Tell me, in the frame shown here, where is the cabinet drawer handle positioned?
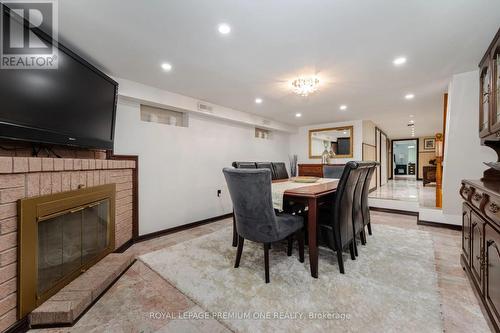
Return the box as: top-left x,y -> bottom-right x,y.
489,202 -> 499,213
473,193 -> 483,201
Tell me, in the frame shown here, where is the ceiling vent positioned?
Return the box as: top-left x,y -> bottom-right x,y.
197,102 -> 214,113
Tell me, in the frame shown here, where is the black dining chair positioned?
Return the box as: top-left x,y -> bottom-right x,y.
232,162 -> 257,169
323,165 -> 345,179
223,168 -> 305,283
362,163 -> 378,236
271,162 -> 289,180
256,162 -> 273,172
351,161 -> 375,256
230,162 -> 257,247
318,161 -> 361,273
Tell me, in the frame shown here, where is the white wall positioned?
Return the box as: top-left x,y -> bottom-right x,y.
114,98 -> 291,236
442,70 -> 496,222
289,120 -> 363,164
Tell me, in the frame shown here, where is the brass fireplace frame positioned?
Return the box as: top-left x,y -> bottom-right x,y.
18,184 -> 116,318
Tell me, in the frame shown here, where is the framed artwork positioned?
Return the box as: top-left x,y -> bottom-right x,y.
423,137 -> 435,150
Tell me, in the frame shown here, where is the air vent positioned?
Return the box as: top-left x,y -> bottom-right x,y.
197,102 -> 214,113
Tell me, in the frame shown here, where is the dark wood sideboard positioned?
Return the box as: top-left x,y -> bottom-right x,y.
461,28 -> 500,333
460,181 -> 500,332
298,164 -> 344,178
423,166 -> 436,186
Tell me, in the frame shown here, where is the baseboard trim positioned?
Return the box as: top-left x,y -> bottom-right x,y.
369,206 -> 419,216
4,316 -> 29,333
417,219 -> 462,231
370,207 -> 463,231
114,238 -> 134,253
134,213 -> 233,244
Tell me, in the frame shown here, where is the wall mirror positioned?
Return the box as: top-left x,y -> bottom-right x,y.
309,126 -> 353,159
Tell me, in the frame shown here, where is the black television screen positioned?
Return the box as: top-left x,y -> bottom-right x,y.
0,6 -> 117,150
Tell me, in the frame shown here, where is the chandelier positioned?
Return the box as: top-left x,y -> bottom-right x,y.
291,77 -> 320,96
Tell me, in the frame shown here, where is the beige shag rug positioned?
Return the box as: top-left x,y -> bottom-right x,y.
140,224 -> 443,333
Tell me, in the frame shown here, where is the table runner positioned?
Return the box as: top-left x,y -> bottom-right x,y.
271,178 -> 338,211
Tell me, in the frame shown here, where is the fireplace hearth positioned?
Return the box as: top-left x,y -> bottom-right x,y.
18,184 -> 116,318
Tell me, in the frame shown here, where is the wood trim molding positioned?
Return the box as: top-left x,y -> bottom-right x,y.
134,213 -> 233,243
370,207 -> 463,231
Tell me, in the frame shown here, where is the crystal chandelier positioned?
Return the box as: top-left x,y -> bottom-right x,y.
291,77 -> 320,96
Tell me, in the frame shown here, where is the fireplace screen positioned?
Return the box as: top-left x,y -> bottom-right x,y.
37,199 -> 110,296
19,184 -> 115,318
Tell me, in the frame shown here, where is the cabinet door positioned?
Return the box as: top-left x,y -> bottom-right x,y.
463,203 -> 472,265
491,42 -> 500,133
471,211 -> 486,291
480,62 -> 492,137
485,223 -> 500,325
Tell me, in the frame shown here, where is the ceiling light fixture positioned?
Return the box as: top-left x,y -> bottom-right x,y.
218,23 -> 231,35
405,93 -> 415,100
339,105 -> 347,111
393,57 -> 407,66
291,77 -> 320,96
255,98 -> 263,104
295,113 -> 302,118
161,63 -> 172,71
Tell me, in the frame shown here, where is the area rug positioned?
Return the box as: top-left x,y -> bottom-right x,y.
139,224 -> 443,333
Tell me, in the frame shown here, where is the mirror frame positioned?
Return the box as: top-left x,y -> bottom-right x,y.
308,125 -> 354,159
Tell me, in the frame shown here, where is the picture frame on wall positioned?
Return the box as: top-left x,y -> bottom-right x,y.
423,137 -> 436,150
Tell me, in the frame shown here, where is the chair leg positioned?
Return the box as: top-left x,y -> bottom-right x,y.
367,222 -> 372,235
349,241 -> 356,260
360,230 -> 367,245
264,243 -> 270,283
297,230 -> 305,263
232,214 -> 238,247
234,236 -> 244,268
337,249 -> 345,274
353,237 -> 358,257
287,235 -> 293,256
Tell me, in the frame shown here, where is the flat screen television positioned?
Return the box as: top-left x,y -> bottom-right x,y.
0,5 -> 118,150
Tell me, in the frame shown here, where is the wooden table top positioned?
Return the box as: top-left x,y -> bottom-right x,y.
273,178 -> 339,198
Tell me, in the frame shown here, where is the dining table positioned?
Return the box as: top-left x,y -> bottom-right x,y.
272,178 -> 339,278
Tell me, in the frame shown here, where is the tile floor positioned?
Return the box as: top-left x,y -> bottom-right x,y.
369,179 -> 437,208
30,213 -> 491,333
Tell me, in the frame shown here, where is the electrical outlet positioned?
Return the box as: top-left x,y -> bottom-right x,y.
217,189 -> 222,197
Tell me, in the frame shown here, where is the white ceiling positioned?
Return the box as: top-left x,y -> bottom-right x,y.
57,0 -> 500,138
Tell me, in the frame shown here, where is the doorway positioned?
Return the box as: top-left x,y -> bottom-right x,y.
392,139 -> 418,179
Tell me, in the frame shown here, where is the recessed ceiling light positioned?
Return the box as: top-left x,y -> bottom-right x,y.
393,57 -> 407,66
339,105 -> 347,111
255,98 -> 263,104
218,23 -> 231,35
405,93 -> 415,100
295,113 -> 302,118
161,63 -> 172,71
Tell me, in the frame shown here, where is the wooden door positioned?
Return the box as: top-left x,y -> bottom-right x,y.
490,41 -> 500,133
471,210 -> 486,291
462,203 -> 472,265
480,59 -> 492,137
485,222 -> 500,324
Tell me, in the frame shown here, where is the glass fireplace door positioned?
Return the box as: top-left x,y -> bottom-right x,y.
37,199 -> 110,297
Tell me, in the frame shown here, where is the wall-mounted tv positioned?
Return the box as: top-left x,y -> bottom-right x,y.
0,5 -> 118,150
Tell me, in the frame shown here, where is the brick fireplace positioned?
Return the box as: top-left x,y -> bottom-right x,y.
0,156 -> 136,331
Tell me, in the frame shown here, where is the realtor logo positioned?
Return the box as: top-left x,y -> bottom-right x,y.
0,0 -> 58,69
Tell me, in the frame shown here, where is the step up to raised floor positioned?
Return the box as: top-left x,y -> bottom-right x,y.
30,253 -> 135,327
